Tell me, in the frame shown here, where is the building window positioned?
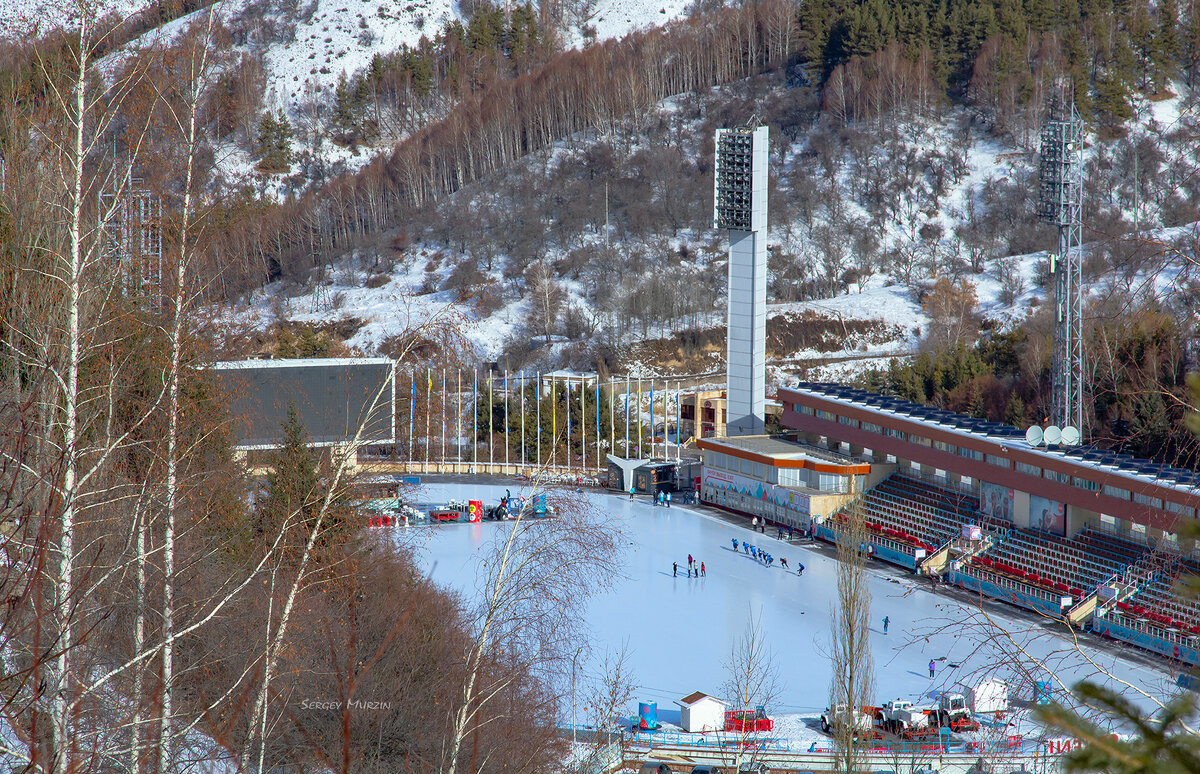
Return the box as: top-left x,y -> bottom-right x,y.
740,457 -> 752,475
933,440 -> 954,453
816,409 -> 836,421
838,415 -> 858,428
1072,476 -> 1100,492
1102,485 -> 1129,500
1016,462 -> 1040,477
1133,492 -> 1163,509
986,454 -> 1009,468
1131,522 -> 1147,536
1100,513 -> 1117,531
1043,468 -> 1069,484
753,462 -> 765,479
861,421 -> 881,434
911,434 -> 932,447
886,427 -> 906,439
958,446 -> 983,461
797,404 -> 814,415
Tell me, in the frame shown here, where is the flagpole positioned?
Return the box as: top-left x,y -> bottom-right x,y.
457,369 -> 462,469
408,371 -> 415,468
551,376 -> 556,470
441,368 -> 446,467
520,373 -> 526,472
650,380 -> 655,461
581,375 -> 586,473
488,373 -> 493,474
594,378 -> 600,473
637,377 -> 642,458
425,366 -> 431,469
473,371 -> 478,471
609,376 -> 614,457
504,369 -> 510,473
624,375 -> 630,457
566,377 -> 572,475
536,373 -> 542,469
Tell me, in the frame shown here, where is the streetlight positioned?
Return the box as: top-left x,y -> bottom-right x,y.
571,647 -> 583,746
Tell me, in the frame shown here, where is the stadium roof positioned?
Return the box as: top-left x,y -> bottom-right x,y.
787,382 -> 1199,495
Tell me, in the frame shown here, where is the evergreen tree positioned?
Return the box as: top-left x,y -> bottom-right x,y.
255,406 -> 354,560
254,109 -> 294,173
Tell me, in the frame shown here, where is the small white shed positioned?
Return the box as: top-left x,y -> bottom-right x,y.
676,691 -> 727,733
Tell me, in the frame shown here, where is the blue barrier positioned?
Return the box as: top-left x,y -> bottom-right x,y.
951,569 -> 1065,618
1093,615 -> 1200,666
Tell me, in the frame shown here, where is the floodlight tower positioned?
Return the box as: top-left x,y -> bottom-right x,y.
1037,94 -> 1085,436
101,166 -> 163,307
714,125 -> 768,437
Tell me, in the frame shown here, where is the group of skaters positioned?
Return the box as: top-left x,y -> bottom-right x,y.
730,537 -> 804,575
628,488 -> 673,507
673,554 -> 705,578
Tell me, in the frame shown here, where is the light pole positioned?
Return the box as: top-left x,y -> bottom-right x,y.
571,646 -> 583,746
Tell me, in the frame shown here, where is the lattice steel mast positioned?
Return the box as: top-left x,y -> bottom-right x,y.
101,165 -> 163,307
1037,93 -> 1084,436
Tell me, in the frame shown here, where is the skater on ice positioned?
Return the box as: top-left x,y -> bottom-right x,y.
928,659 -> 936,678
732,538 -> 739,551
666,492 -> 672,507
780,557 -> 788,569
883,616 -> 890,634
700,562 -> 706,577
742,541 -> 749,553
797,563 -> 805,576
673,562 -> 678,577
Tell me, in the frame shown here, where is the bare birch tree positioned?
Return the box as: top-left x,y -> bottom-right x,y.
443,481 -> 620,774
829,500 -> 876,774
722,607 -> 783,769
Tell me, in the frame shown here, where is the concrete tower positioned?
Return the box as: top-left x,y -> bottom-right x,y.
714,126 -> 768,437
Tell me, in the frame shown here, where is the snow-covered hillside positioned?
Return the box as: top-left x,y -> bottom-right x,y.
220,79 -> 1198,382
0,0 -> 150,37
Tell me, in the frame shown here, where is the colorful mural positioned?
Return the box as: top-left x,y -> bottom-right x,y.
701,468 -> 811,521
1030,494 -> 1067,536
980,481 -> 1014,523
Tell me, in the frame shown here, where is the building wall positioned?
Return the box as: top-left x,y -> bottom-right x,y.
780,390 -> 1200,533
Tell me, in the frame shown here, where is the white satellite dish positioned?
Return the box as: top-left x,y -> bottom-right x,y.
1061,426 -> 1081,446
1025,426 -> 1044,446
1044,425 -> 1062,446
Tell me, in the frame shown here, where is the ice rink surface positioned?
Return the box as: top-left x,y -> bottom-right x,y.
396,481 -> 1180,729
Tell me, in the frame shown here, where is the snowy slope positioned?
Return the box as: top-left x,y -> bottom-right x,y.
0,0 -> 150,37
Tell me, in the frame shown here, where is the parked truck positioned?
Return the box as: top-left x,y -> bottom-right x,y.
819,704 -> 878,739
875,700 -> 939,739
934,693 -> 980,732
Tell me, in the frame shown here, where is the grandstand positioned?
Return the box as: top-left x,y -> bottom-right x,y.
767,382 -> 1200,665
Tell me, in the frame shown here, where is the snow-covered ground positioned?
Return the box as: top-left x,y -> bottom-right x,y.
398,482 -> 1183,744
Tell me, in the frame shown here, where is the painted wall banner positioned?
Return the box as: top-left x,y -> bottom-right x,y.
1030,494 -> 1067,536
980,481 -> 1014,523
702,467 -> 810,516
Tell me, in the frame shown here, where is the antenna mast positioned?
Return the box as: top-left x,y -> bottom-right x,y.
1037,90 -> 1085,436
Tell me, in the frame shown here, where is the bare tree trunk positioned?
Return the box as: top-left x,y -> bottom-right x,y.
829,500 -> 875,774
158,12 -> 218,771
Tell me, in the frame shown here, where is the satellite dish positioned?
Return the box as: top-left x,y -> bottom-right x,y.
1061,426 -> 1081,446
1044,425 -> 1062,446
1025,426 -> 1044,446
